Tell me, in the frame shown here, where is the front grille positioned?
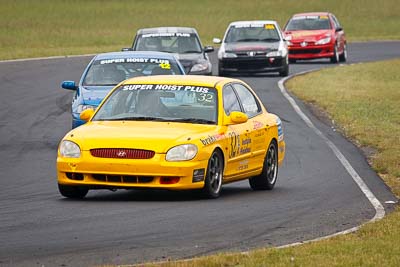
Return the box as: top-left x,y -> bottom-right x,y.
90,148 -> 155,159
235,51 -> 267,57
222,58 -> 284,69
92,174 -> 154,183
289,49 -> 322,55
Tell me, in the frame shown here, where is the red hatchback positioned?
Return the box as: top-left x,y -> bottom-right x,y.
283,12 -> 347,63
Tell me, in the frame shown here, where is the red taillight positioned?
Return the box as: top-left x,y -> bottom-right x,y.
160,177 -> 180,184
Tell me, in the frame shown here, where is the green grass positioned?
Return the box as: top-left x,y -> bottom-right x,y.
1,0 -> 400,60
286,60 -> 400,194
139,59 -> 400,266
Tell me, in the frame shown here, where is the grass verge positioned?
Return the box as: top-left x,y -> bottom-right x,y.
1,0 -> 400,60
141,59 -> 400,266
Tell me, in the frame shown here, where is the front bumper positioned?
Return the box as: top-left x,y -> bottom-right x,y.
219,56 -> 287,73
72,118 -> 86,129
72,112 -> 89,129
288,43 -> 334,60
57,151 -> 208,190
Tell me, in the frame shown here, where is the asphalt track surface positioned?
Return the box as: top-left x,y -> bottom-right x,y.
0,41 -> 399,266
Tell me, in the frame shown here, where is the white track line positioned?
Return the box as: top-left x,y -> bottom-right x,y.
0,54 -> 96,63
276,69 -> 385,248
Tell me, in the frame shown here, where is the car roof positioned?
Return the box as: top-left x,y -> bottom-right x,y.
122,75 -> 240,88
292,12 -> 331,17
93,51 -> 179,61
136,27 -> 198,35
229,20 -> 278,26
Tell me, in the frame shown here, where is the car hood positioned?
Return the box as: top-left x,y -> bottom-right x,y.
224,42 -> 280,52
68,121 -> 216,153
80,85 -> 115,106
284,30 -> 332,42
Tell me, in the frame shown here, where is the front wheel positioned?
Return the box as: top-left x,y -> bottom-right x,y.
249,140 -> 278,190
330,44 -> 339,63
339,43 -> 347,62
58,184 -> 88,199
201,150 -> 224,198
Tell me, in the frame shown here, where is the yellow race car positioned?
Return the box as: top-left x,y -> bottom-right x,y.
57,75 -> 285,199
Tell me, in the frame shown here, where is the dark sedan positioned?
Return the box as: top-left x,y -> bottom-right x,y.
125,27 -> 214,75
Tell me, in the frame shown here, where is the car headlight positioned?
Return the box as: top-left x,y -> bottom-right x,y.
267,50 -> 282,57
222,52 -> 237,58
315,36 -> 332,45
76,104 -> 96,113
59,140 -> 81,158
267,48 -> 287,57
218,49 -> 237,59
190,61 -> 209,72
166,144 -> 198,161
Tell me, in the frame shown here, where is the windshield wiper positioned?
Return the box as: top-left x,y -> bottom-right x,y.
235,38 -> 261,42
105,116 -> 167,121
260,38 -> 280,42
170,118 -> 216,124
181,50 -> 201,53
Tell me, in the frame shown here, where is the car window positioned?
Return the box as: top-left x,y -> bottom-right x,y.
134,33 -> 202,53
223,85 -> 242,115
331,15 -> 341,29
232,83 -> 261,118
285,15 -> 332,31
93,84 -> 217,124
225,23 -> 281,43
83,58 -> 183,86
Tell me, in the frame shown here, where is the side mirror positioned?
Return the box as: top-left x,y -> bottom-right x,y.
204,46 -> 214,53
335,27 -> 343,32
121,47 -> 133,51
61,81 -> 77,90
228,111 -> 248,124
79,109 -> 95,122
213,38 -> 221,44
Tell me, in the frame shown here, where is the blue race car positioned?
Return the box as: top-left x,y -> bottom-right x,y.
61,51 -> 185,128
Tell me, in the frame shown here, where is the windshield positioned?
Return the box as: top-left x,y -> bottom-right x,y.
83,58 -> 183,86
285,15 -> 332,31
225,23 -> 281,43
134,33 -> 202,53
93,84 -> 217,124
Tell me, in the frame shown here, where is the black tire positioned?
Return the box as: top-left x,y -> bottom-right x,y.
339,43 -> 347,62
289,58 -> 296,64
330,44 -> 339,63
249,140 -> 278,190
201,150 -> 224,199
58,184 -> 88,199
279,63 -> 289,77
